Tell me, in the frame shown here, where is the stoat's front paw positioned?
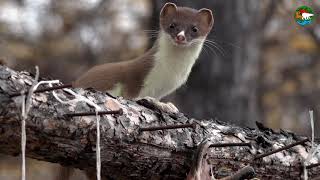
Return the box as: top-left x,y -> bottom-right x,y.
162,102 -> 179,113
138,96 -> 179,114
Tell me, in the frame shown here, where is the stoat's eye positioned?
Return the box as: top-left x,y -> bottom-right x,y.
169,23 -> 175,29
192,26 -> 198,33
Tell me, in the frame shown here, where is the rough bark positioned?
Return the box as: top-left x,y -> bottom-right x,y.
0,65 -> 319,179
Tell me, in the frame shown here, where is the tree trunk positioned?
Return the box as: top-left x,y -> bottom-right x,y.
0,65 -> 319,179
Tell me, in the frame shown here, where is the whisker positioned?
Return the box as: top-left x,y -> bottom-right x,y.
203,43 -> 218,57
190,39 -> 205,46
143,29 -> 159,32
197,42 -> 209,57
204,40 -> 226,57
205,40 -> 225,55
143,30 -> 160,35
142,30 -> 159,40
204,42 -> 224,57
201,45 -> 211,57
207,38 -> 241,49
145,35 -> 159,39
190,39 -> 217,57
144,33 -> 159,36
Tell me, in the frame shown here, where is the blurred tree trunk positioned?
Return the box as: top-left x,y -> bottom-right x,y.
152,0 -> 267,127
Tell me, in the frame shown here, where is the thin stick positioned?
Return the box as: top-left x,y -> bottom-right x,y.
21,94 -> 26,180
306,162 -> 320,170
140,123 -> 196,132
96,111 -> 101,180
64,109 -> 123,117
10,84 -> 72,98
209,142 -> 251,148
310,110 -> 314,149
21,66 -> 40,180
254,138 -> 308,160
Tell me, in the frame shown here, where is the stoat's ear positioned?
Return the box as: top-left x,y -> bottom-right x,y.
198,8 -> 214,28
160,3 -> 177,18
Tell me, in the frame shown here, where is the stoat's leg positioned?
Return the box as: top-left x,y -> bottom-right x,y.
139,96 -> 179,114
187,139 -> 255,180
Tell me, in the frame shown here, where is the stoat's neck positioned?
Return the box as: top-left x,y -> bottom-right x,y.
156,31 -> 204,73
137,31 -> 204,99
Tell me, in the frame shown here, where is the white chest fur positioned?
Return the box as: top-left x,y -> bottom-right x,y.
138,31 -> 204,99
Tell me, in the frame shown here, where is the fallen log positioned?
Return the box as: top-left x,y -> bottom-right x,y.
0,65 -> 319,179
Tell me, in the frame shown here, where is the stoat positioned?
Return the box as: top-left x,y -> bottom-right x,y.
73,3 -> 214,100
55,3 -> 214,180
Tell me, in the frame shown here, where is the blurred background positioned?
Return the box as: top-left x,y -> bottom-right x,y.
0,0 -> 319,179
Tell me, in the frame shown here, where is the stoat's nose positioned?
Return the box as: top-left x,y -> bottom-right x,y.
175,31 -> 186,43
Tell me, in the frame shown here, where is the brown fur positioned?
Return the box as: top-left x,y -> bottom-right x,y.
160,3 -> 214,42
73,3 -> 213,100
73,45 -> 156,99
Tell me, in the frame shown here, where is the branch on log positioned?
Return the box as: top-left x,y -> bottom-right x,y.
0,65 -> 319,179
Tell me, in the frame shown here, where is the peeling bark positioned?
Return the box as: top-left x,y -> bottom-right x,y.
0,65 -> 319,179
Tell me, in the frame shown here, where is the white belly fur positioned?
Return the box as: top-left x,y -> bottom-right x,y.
138,31 -> 204,99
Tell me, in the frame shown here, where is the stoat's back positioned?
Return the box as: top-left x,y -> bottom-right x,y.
73,46 -> 156,99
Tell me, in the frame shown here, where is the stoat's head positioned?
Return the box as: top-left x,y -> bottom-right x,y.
160,3 -> 214,47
